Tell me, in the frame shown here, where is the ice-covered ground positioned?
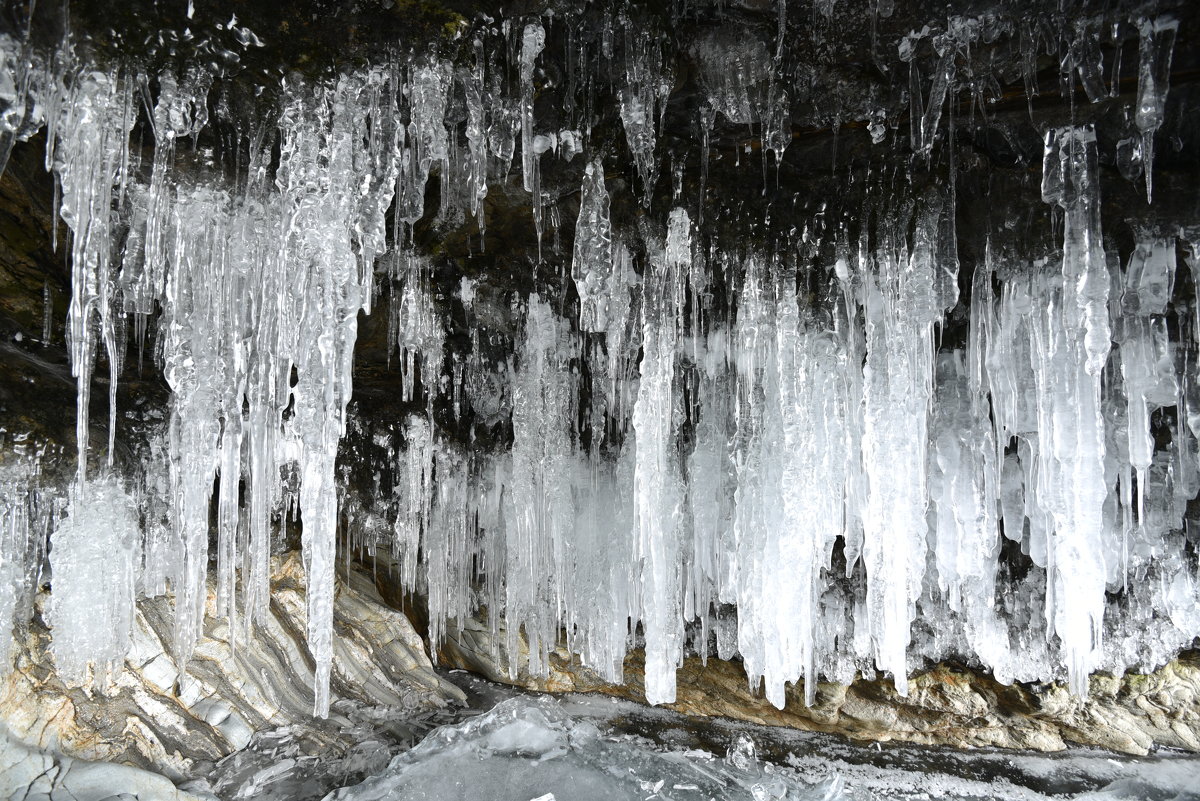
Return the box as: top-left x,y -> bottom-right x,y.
200,674 -> 1200,801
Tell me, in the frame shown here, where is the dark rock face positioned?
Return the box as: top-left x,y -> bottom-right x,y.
2,0 -> 1200,767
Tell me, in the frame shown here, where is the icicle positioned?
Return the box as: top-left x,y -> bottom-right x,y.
619,34 -> 672,206
697,102 -> 715,230
519,21 -> 546,250
41,280 -> 52,344
917,51 -> 955,160
54,70 -> 137,486
463,42 -> 489,236
572,158 -> 614,332
398,61 -> 451,224
394,415 -> 435,590
633,242 -> 682,705
1135,17 -> 1178,205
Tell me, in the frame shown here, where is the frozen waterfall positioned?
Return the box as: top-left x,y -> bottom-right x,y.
0,1 -> 1198,721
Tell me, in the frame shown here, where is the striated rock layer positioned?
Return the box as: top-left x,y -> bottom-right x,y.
443,616 -> 1200,756
0,553 -> 463,785
0,731 -> 210,801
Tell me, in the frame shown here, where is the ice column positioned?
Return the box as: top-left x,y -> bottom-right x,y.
1039,125 -> 1110,694
859,214 -> 938,696
505,297 -> 577,677
0,456 -> 52,672
633,213 -> 688,705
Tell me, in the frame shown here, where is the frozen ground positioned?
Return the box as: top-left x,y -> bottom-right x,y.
197,673 -> 1200,801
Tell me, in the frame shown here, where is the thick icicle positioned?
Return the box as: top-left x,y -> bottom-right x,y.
1038,125 -> 1111,694
633,257 -> 683,705
572,158 -> 614,332
859,207 -> 938,696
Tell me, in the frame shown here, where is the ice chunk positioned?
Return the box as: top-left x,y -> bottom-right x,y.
692,31 -> 769,126
329,696 -> 846,801
393,253 -> 446,403
48,477 -> 141,689
1122,237 -> 1175,316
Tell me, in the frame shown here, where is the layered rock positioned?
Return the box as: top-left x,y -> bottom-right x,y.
0,553 -> 463,789
443,616 -> 1200,756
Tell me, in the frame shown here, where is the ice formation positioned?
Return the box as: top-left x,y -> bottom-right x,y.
0,4 -> 1198,719
329,695 -> 847,801
0,449 -> 55,672
48,476 -> 142,688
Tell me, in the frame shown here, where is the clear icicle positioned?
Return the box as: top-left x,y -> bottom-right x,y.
1134,17 -> 1178,205
519,22 -> 546,248
572,158 -> 614,332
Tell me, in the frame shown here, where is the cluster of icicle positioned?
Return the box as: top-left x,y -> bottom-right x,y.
375,177 -> 1200,708
0,6 -> 1194,718
0,45 -> 421,714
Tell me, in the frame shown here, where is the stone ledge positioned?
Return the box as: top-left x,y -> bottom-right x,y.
441,616 -> 1200,756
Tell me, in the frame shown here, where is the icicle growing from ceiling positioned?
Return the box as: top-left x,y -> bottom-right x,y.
0,0 -> 1198,716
